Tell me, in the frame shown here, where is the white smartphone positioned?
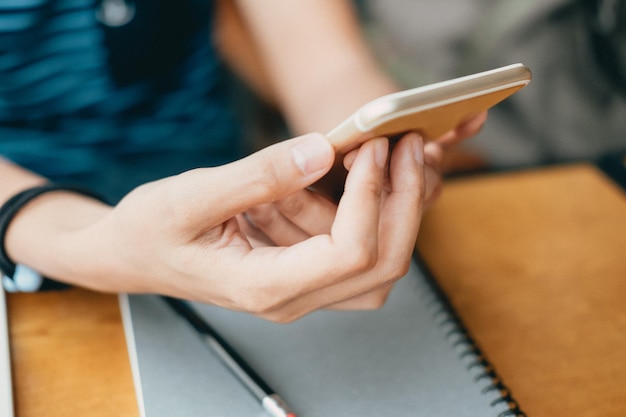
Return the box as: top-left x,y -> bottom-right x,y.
326,63 -> 531,152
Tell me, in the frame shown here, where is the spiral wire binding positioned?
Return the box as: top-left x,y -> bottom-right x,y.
414,254 -> 527,417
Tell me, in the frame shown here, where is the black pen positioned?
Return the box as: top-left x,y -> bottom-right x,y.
161,297 -> 297,417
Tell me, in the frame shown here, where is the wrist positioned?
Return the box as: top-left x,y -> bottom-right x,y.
3,187 -> 112,289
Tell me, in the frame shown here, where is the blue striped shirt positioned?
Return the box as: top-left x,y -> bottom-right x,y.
0,0 -> 242,202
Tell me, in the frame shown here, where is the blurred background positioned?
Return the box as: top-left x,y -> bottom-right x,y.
222,0 -> 626,173
359,0 -> 626,171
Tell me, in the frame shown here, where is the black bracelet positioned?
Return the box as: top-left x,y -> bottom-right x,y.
0,184 -> 107,291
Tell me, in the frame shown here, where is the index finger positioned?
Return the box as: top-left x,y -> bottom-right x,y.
236,138 -> 389,309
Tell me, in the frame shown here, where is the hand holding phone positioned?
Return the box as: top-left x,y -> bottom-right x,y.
326,63 -> 531,152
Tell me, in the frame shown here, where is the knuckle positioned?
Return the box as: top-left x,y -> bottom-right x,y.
232,286 -> 285,315
392,255 -> 412,278
246,204 -> 277,229
276,193 -> 306,219
360,177 -> 383,199
251,154 -> 284,198
344,174 -> 382,201
340,244 -> 378,273
381,255 -> 412,282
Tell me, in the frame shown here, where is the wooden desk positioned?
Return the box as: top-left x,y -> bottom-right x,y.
6,162 -> 626,416
7,289 -> 139,417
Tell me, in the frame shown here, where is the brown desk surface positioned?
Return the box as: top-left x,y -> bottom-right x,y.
7,289 -> 139,417
7,163 -> 626,416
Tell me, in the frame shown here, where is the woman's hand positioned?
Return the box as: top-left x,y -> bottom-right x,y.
56,132 -> 424,322
240,132 -> 425,312
239,111 -> 487,312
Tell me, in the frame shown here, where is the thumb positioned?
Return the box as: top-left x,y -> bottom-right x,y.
169,133 -> 335,226
227,132 -> 335,206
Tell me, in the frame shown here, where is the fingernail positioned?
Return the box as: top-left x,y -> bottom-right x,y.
409,133 -> 424,163
425,165 -> 439,199
374,138 -> 388,168
291,133 -> 333,176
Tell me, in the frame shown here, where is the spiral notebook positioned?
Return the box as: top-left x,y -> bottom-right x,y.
121,259 -> 521,417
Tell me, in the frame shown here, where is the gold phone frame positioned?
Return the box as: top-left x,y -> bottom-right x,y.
326,63 -> 532,151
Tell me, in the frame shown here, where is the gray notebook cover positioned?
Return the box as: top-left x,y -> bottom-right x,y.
120,261 -> 511,417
